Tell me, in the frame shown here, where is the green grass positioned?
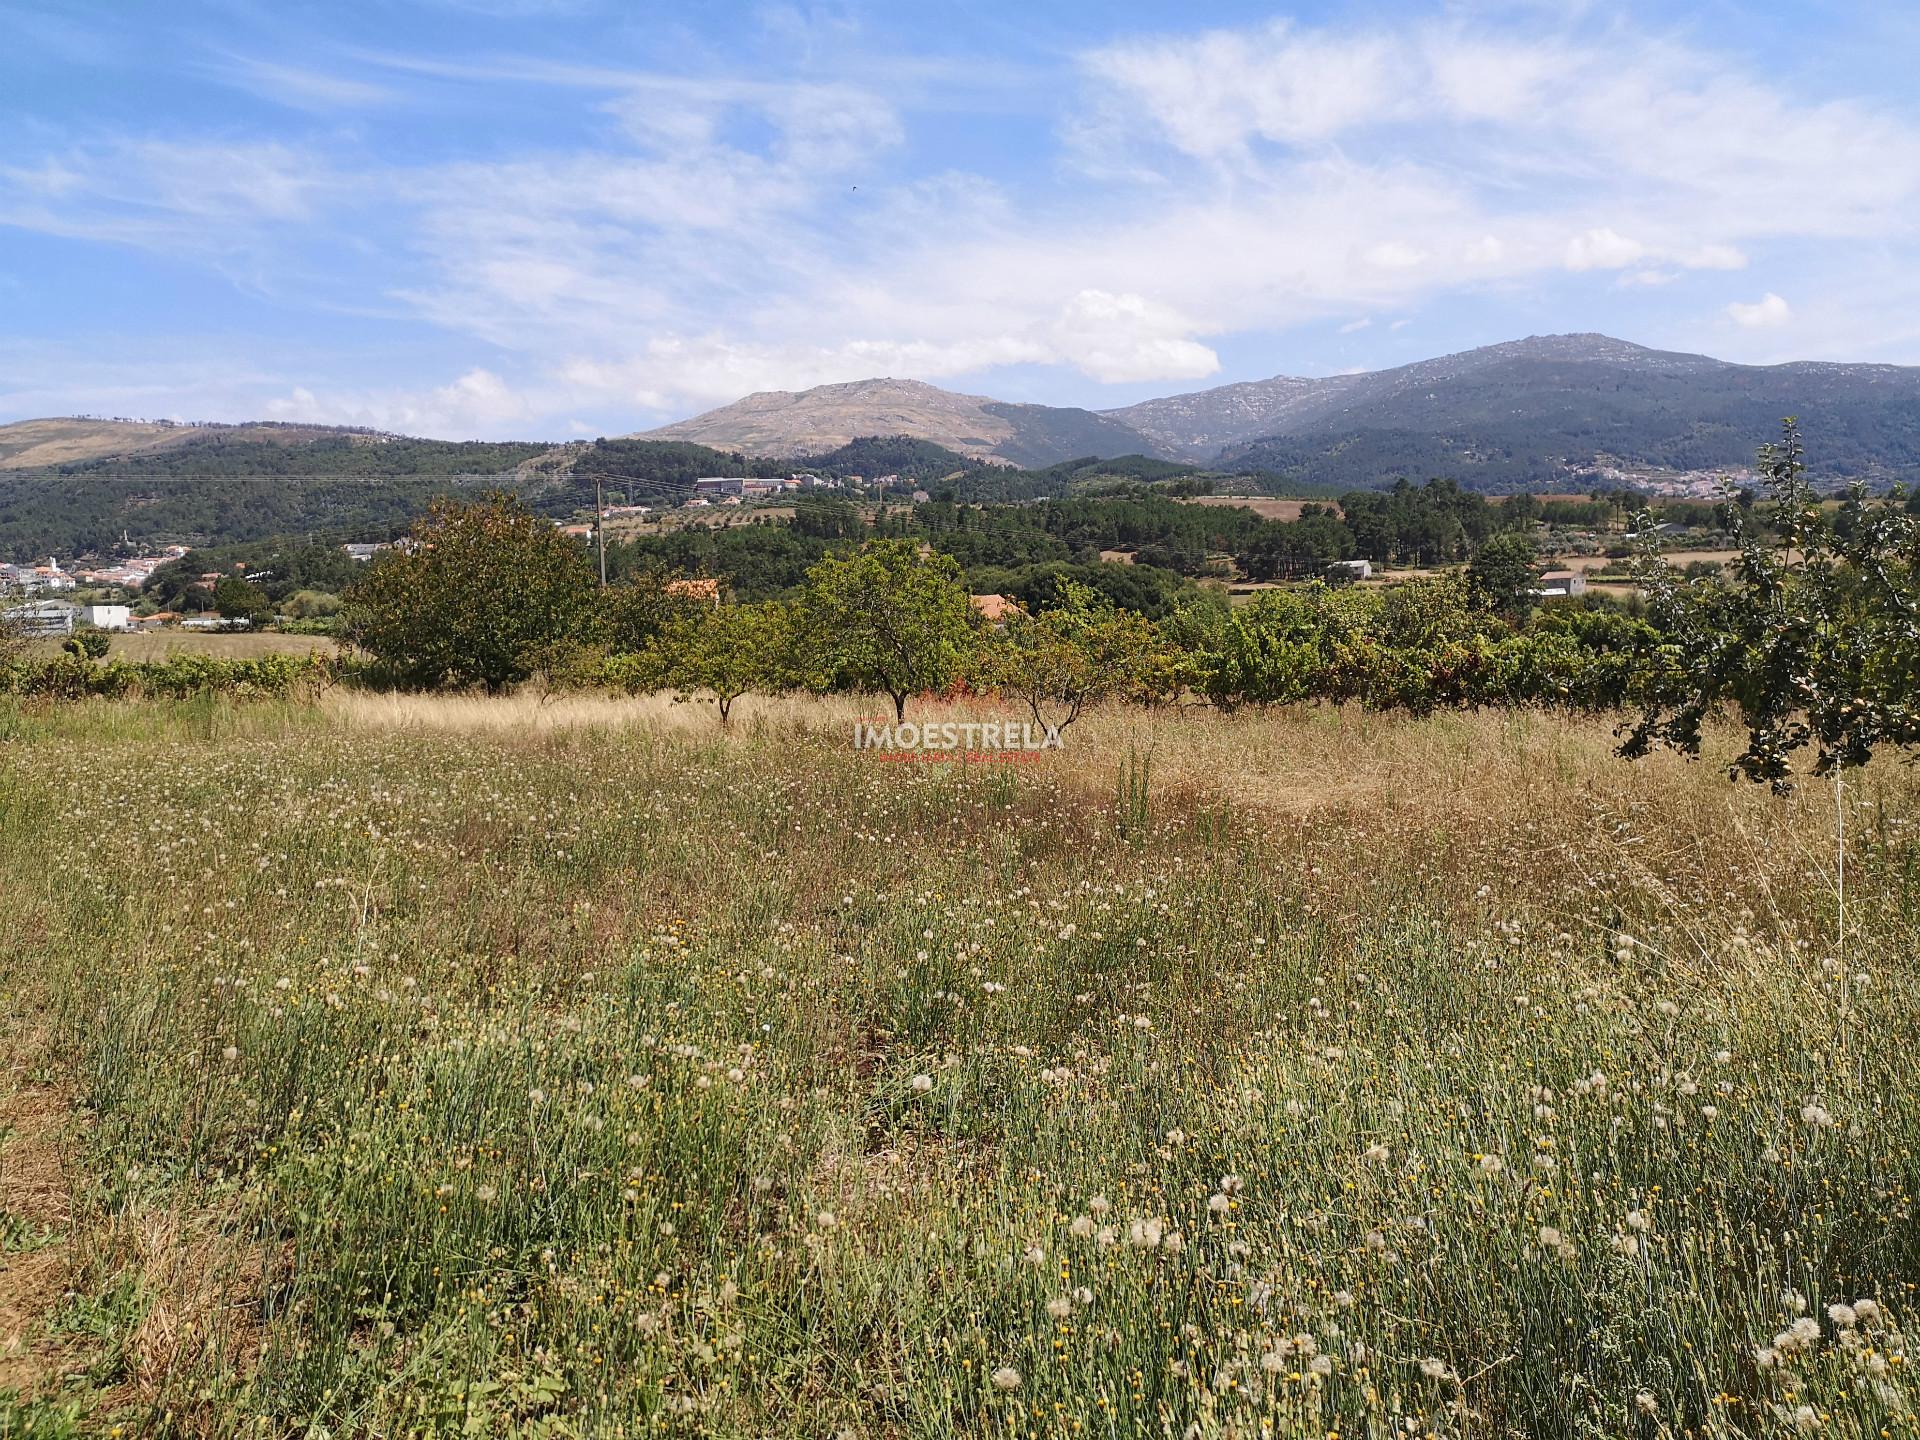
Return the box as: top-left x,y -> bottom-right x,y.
2,697 -> 1918,1437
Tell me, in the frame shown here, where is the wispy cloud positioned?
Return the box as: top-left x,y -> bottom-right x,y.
3,5 -> 1919,436
209,54 -> 397,111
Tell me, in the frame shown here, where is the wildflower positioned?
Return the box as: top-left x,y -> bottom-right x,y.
1793,1404 -> 1818,1432
1538,1225 -> 1563,1249
1127,1217 -> 1164,1250
1072,1286 -> 1092,1307
1363,1143 -> 1391,1163
1309,1354 -> 1333,1377
1218,1173 -> 1244,1195
1853,1298 -> 1883,1323
1827,1302 -> 1857,1328
475,1184 -> 497,1202
909,1073 -> 933,1094
1476,1153 -> 1505,1176
815,1210 -> 838,1231
990,1366 -> 1022,1392
1801,1103 -> 1834,1128
220,1045 -> 238,1062
1088,1195 -> 1112,1216
1419,1357 -> 1451,1380
1207,1193 -> 1232,1215
1046,1296 -> 1072,1320
1771,1317 -> 1822,1356
1625,1208 -> 1650,1231
1070,1215 -> 1095,1238
1023,1245 -> 1046,1267
529,1088 -> 547,1105
1635,1392 -> 1657,1415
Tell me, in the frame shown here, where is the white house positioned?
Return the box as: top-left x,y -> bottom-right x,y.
80,604 -> 131,631
1535,569 -> 1589,598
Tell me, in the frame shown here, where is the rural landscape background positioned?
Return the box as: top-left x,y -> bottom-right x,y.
8,1 -> 1920,1437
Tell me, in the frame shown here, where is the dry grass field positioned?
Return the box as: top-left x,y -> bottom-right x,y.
1180,497 -> 1338,522
101,631 -> 340,660
3,692 -> 1917,1437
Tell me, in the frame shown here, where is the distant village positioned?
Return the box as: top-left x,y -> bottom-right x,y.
0,470 -> 915,638
0,547 -> 195,637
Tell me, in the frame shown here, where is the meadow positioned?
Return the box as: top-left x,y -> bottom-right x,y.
2,693 -> 1918,1439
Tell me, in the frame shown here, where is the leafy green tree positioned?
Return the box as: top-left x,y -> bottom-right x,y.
214,573 -> 272,624
796,539 -> 974,722
283,589 -> 341,620
1621,419 -> 1920,790
342,494 -> 595,691
665,602 -> 795,723
1203,583 -> 1381,707
974,581 -> 1161,733
1467,534 -> 1539,614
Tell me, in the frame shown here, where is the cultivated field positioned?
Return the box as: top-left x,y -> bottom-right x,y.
3,695 -> 1917,1438
104,632 -> 340,660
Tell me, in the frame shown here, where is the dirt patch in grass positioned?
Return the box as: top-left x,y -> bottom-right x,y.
0,1033 -> 80,1397
1,1030 -> 268,1430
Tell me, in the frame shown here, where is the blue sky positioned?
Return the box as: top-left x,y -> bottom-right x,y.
3,0 -> 1918,440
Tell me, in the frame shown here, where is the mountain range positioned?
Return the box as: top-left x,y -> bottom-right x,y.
634,333 -> 1920,486
6,333 -> 1920,559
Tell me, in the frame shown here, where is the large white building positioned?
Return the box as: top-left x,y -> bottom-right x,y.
80,604 -> 131,631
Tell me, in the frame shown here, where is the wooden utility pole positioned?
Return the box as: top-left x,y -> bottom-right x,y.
596,473 -> 607,588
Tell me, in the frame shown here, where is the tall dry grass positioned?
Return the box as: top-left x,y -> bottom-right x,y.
2,691 -> 1917,1438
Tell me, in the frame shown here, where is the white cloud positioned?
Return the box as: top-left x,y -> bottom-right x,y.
265,368 -> 538,436
1043,290 -> 1219,383
1366,242 -> 1427,270
1565,227 -> 1647,271
0,140 -> 338,254
1079,22 -> 1403,157
1727,292 -> 1792,328
5,10 -> 1919,434
1681,243 -> 1748,271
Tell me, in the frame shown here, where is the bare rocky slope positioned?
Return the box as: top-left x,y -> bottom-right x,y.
631,377 -> 1152,468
